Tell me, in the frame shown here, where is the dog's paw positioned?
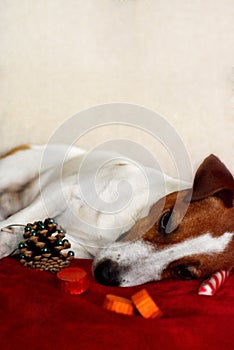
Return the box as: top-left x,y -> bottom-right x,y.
0,226 -> 24,259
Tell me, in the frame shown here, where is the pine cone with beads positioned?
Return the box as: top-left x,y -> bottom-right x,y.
18,218 -> 74,273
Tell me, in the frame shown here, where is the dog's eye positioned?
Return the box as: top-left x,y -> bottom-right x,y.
159,209 -> 172,234
176,265 -> 195,280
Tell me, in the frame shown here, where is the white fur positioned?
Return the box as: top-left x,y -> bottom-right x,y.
93,232 -> 233,286
0,145 -> 189,259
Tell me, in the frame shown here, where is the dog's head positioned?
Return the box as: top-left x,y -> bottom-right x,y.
93,155 -> 234,286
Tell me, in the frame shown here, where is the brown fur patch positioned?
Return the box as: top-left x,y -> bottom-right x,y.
142,194 -> 234,245
0,144 -> 31,159
123,188 -> 234,280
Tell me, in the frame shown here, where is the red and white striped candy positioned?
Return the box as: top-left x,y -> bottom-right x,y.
198,270 -> 231,296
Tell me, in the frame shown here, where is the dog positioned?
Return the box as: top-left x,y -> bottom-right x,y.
0,144 -> 233,287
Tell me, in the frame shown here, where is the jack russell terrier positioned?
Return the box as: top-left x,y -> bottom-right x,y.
0,144 -> 233,286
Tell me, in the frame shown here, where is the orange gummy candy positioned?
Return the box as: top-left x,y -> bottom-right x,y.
131,289 -> 162,319
57,267 -> 89,295
103,294 -> 135,316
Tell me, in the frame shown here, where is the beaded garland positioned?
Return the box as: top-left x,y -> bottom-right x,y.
18,218 -> 75,273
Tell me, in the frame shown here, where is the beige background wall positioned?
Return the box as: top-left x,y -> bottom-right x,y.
0,0 -> 233,174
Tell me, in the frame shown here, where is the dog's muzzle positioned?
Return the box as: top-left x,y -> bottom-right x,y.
93,259 -> 121,286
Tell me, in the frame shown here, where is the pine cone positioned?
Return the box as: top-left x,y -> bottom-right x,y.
18,218 -> 74,273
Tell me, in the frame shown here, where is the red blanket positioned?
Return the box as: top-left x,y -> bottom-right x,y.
0,257 -> 233,350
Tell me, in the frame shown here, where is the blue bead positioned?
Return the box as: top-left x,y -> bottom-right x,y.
24,226 -> 31,232
41,247 -> 50,253
68,251 -> 74,256
19,254 -> 26,259
30,230 -> 38,236
58,228 -> 66,233
18,242 -> 26,249
57,240 -> 64,246
37,221 -> 45,229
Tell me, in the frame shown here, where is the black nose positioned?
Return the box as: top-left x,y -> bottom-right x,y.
94,259 -> 120,286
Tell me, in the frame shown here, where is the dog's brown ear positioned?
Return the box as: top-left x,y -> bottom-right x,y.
191,154 -> 234,207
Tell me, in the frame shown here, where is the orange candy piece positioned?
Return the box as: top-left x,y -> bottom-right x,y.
103,294 -> 135,316
103,289 -> 163,319
131,289 -> 162,319
57,267 -> 89,295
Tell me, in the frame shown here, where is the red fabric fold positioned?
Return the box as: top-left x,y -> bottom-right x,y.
0,257 -> 233,350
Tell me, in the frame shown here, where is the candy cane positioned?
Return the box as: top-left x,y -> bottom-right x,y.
198,270 -> 231,296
